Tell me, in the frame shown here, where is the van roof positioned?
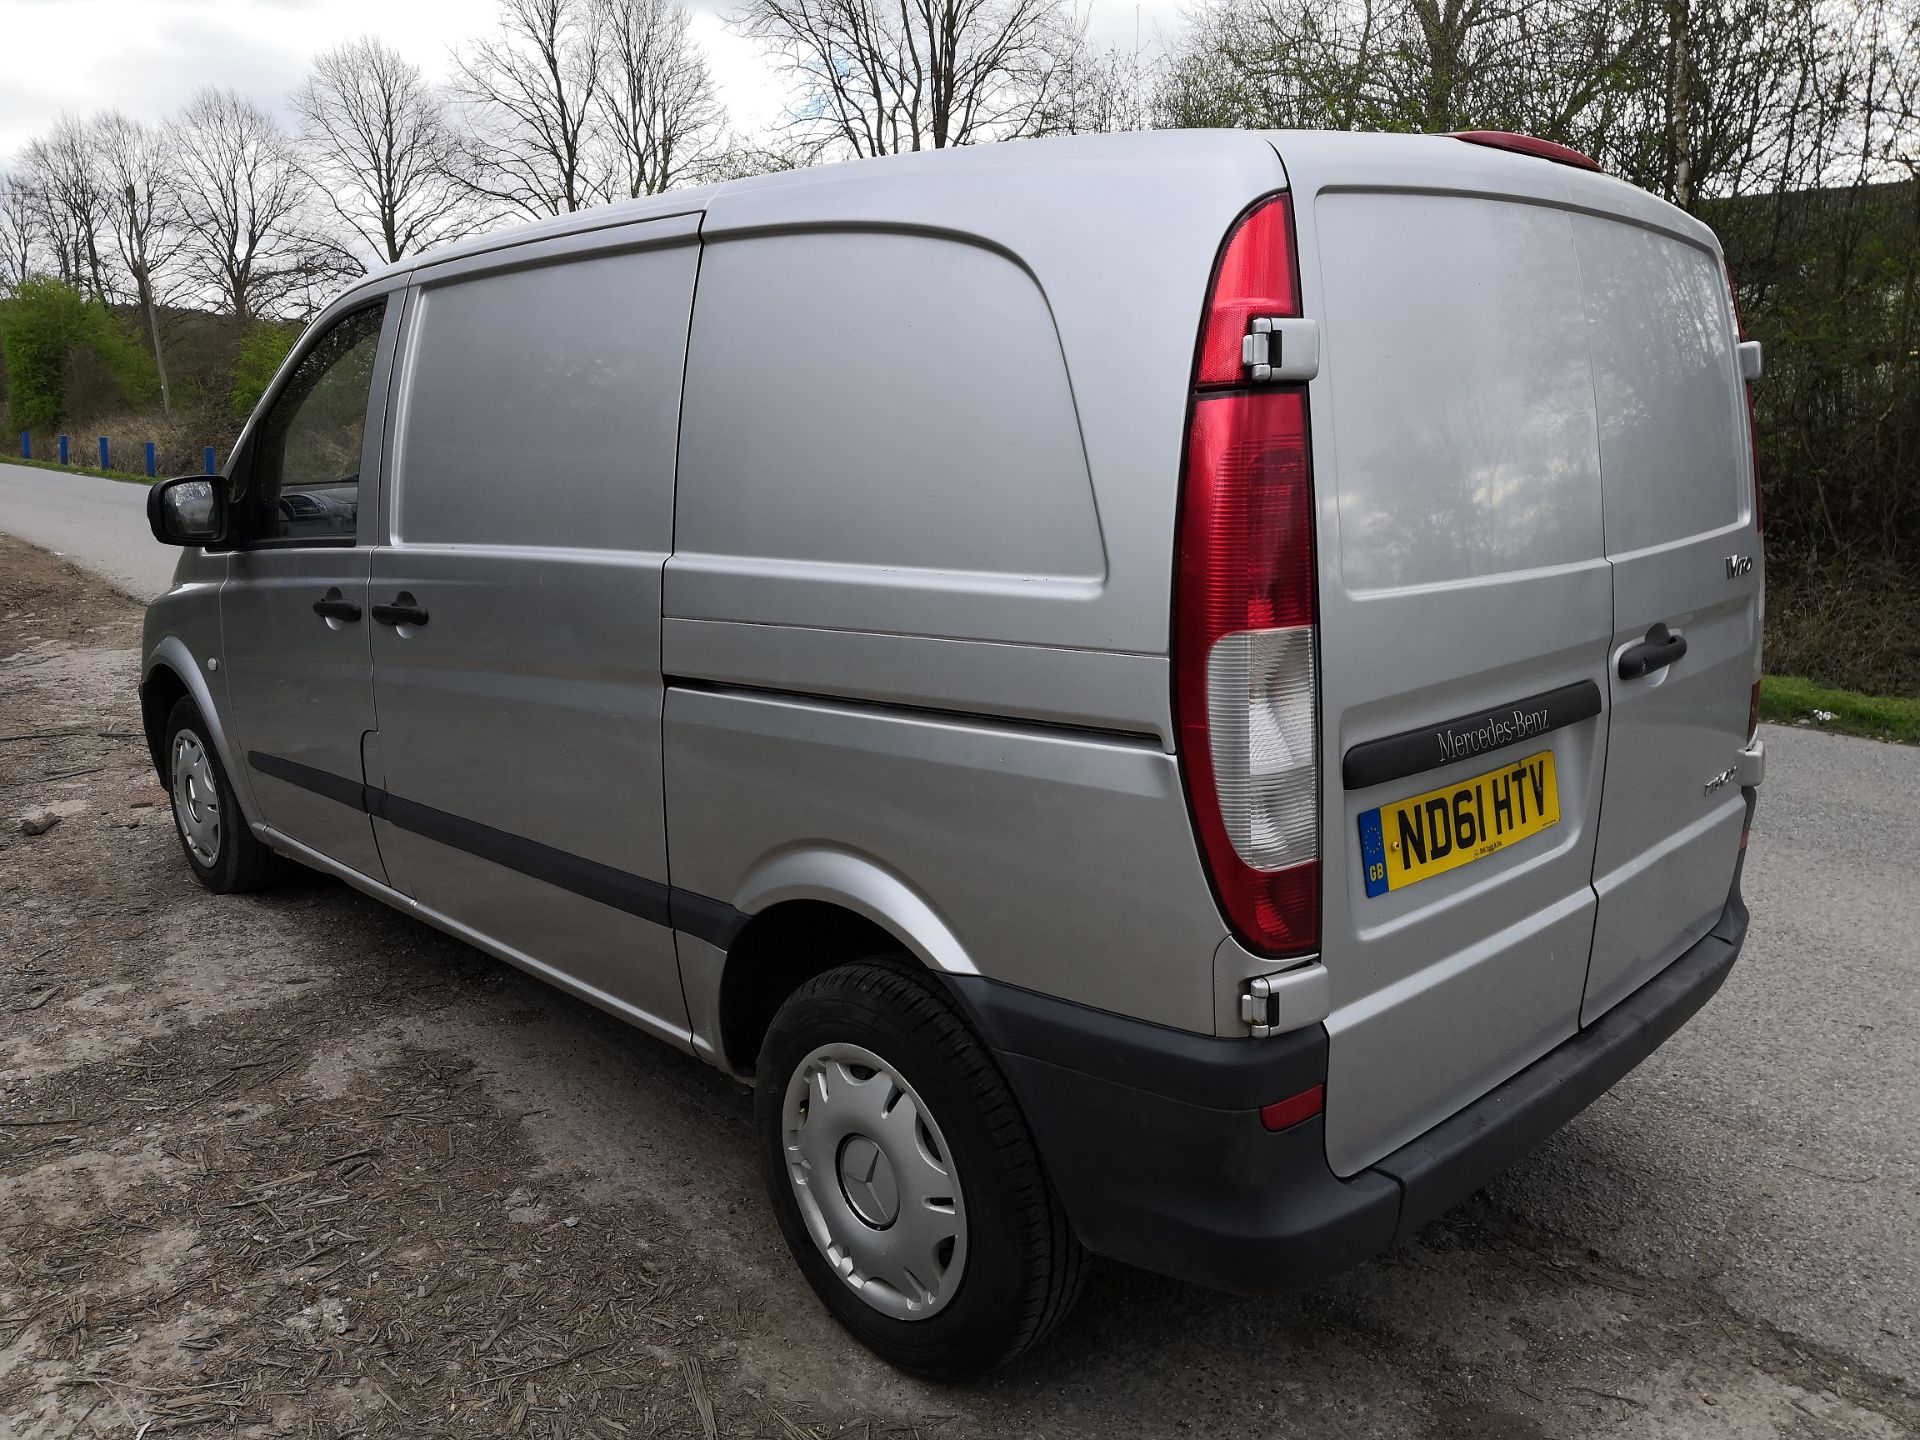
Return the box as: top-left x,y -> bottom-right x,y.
342,131 -> 1280,298
340,129 -> 1711,304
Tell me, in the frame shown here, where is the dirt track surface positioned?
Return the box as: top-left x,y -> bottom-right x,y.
2,533 -> 1916,1439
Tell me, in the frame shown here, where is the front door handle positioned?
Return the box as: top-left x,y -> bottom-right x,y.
370,592 -> 429,627
311,588 -> 361,623
1619,622 -> 1687,679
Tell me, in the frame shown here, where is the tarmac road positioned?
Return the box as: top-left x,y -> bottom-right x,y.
1,468 -> 1915,1436
0,460 -> 176,600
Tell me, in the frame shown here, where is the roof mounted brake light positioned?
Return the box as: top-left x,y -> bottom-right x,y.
1450,131 -> 1605,174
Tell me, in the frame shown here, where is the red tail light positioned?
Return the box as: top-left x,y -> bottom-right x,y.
1726,265 -> 1764,535
1175,194 -> 1319,957
1196,197 -> 1300,387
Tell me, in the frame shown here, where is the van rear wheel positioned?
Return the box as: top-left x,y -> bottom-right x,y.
754,960 -> 1086,1378
163,696 -> 280,894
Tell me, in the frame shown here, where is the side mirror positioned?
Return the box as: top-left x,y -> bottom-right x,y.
147,475 -> 227,547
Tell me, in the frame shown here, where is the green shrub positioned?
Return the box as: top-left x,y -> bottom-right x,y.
230,321 -> 301,419
0,278 -> 155,433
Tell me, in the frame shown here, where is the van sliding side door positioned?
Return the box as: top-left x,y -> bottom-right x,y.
364,217 -> 702,1043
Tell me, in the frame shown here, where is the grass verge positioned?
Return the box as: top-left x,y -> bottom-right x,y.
1761,674 -> 1920,745
4,454 -> 163,485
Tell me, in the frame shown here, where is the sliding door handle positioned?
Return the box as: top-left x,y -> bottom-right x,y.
370,592 -> 429,627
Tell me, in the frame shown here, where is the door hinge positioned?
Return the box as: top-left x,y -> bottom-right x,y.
1237,961 -> 1329,1038
1240,975 -> 1283,1037
1240,316 -> 1321,383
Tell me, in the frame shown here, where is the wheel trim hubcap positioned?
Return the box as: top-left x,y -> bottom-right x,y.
782,1042 -> 967,1321
170,731 -> 221,866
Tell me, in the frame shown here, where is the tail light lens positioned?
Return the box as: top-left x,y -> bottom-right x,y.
1726,265 -> 1764,535
1196,197 -> 1299,387
1729,266 -> 1764,753
1175,194 -> 1319,956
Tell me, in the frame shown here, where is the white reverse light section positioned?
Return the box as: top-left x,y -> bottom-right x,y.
1206,627 -> 1318,870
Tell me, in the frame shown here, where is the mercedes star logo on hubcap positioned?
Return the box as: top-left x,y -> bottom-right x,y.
837,1134 -> 900,1228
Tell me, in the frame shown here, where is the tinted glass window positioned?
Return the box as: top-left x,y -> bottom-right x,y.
674,231 -> 1101,580
242,302 -> 385,543
395,244 -> 695,550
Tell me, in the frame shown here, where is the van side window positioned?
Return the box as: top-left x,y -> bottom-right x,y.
241,301 -> 385,544
394,245 -> 693,551
675,231 -> 1102,582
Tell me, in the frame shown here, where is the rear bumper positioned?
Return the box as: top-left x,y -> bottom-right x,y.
949,875 -> 1749,1294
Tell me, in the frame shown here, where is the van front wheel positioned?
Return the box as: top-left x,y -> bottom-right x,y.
163,697 -> 280,894
754,960 -> 1086,1378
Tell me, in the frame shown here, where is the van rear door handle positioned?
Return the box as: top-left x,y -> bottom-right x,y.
311,589 -> 361,622
1619,623 -> 1687,679
370,593 -> 429,627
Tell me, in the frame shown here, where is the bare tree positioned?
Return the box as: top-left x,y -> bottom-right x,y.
1156,0 -> 1665,168
168,88 -> 306,319
1667,0 -> 1693,204
1039,41 -> 1148,134
0,170 -> 44,295
20,115 -> 113,298
91,113 -> 179,414
735,0 -> 1086,156
452,0 -> 608,218
704,132 -> 832,180
592,0 -> 727,195
1162,0 -> 1659,136
295,37 -> 475,268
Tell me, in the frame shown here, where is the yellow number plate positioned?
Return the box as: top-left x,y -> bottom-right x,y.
1358,750 -> 1560,897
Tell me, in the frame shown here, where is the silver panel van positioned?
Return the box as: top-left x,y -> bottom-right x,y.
141,129 -> 1766,1377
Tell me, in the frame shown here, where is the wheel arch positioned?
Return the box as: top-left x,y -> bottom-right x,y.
140,638 -> 248,813
712,848 -> 981,1075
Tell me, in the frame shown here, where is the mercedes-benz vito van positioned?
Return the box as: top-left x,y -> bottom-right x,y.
141,129 -> 1766,1378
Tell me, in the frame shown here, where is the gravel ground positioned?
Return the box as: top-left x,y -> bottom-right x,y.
2,533 -> 1916,1439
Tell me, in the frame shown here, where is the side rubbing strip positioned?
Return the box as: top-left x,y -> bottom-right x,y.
247,752 -> 736,937
668,889 -> 750,951
249,751 -> 369,811
1341,680 -> 1602,791
374,791 -> 673,927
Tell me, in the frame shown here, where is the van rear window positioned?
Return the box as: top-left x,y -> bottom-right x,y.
1571,216 -> 1747,552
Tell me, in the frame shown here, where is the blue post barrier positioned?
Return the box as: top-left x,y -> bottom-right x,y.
204,445 -> 216,475
19,432 -> 27,460
145,442 -> 156,478
98,436 -> 109,469
58,435 -> 69,465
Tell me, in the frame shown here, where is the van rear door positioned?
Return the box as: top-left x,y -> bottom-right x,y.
1300,154 -> 1616,1177
1568,208 -> 1761,1022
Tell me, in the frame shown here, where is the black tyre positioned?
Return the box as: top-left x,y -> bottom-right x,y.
755,959 -> 1087,1378
162,696 -> 280,894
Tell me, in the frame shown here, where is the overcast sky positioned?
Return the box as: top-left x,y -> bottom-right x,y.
0,0 -> 1187,162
